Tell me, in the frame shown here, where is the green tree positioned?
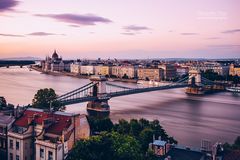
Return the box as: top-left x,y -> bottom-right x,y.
223,136 -> 240,151
232,136 -> 240,149
67,132 -> 143,160
32,88 -> 62,111
129,119 -> 142,137
111,132 -> 143,160
114,119 -> 130,134
88,117 -> 113,133
139,128 -> 154,151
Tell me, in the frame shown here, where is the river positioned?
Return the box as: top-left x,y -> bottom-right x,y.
0,67 -> 239,148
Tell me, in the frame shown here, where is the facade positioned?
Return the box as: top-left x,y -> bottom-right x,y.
149,139 -> 207,159
111,66 -> 121,78
8,108 -> 90,160
150,140 -> 169,156
190,62 -> 229,76
51,61 -> 64,72
137,68 -> 164,81
94,66 -> 110,76
42,50 -> 71,72
0,114 -> 15,160
119,66 -> 137,79
80,66 -> 94,75
158,64 -> 177,80
176,66 -> 189,77
70,63 -> 81,74
229,64 -> 240,76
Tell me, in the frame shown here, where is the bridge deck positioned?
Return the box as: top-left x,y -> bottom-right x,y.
60,83 -> 188,105
109,84 -> 188,97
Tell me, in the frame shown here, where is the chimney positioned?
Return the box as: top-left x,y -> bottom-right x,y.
153,134 -> 155,142
27,116 -> 33,125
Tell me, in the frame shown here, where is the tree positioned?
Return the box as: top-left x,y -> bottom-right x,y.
88,117 -> 113,134
223,136 -> 240,151
139,128 -> 154,151
129,119 -> 142,137
111,132 -> 143,160
0,97 -> 7,110
232,136 -> 240,149
114,119 -> 130,134
32,88 -> 62,111
67,132 -> 143,160
122,74 -> 129,79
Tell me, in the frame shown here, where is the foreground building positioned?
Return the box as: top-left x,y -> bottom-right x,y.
8,108 -> 90,160
0,113 -> 15,160
149,139 -> 207,160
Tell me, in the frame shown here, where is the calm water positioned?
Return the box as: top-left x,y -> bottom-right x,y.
0,67 -> 240,148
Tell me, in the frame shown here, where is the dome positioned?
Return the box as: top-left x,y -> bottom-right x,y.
52,50 -> 59,59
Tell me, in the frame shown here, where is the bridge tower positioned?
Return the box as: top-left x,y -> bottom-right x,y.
186,70 -> 204,95
188,70 -> 201,86
87,75 -> 110,117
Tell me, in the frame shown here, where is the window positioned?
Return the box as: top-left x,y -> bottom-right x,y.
40,148 -> 44,158
48,151 -> 53,160
9,153 -> 13,160
16,155 -> 20,160
16,141 -> 20,150
10,139 -> 13,149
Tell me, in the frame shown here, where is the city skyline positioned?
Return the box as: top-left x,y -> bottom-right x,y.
0,0 -> 240,59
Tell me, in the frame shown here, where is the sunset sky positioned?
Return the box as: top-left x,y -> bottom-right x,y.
0,0 -> 240,59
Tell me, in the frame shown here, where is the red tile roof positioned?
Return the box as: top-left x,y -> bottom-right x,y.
45,114 -> 72,135
14,109 -> 73,136
14,109 -> 50,128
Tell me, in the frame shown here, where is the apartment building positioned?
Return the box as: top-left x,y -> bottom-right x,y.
80,66 -> 95,75
229,63 -> 240,76
176,66 -> 189,77
70,63 -> 81,74
0,114 -> 15,160
94,66 -> 110,76
137,68 -> 164,81
190,62 -> 229,76
8,108 -> 90,160
111,66 -> 121,78
158,64 -> 177,80
111,66 -> 137,79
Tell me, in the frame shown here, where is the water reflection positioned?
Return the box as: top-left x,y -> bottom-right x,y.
0,67 -> 239,147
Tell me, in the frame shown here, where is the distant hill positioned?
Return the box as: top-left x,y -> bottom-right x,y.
0,57 -> 42,61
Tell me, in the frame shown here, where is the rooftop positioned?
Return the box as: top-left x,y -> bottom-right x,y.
161,147 -> 206,160
13,108 -> 76,135
0,114 -> 15,125
153,140 -> 167,146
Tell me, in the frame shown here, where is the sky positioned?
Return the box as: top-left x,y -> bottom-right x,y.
0,0 -> 240,59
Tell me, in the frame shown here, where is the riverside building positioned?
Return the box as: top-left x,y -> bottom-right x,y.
137,68 -> 164,81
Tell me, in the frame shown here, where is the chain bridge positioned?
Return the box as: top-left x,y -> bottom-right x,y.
56,70 -> 225,116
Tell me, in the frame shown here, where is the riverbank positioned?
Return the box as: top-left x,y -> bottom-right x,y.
31,65 -> 138,83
